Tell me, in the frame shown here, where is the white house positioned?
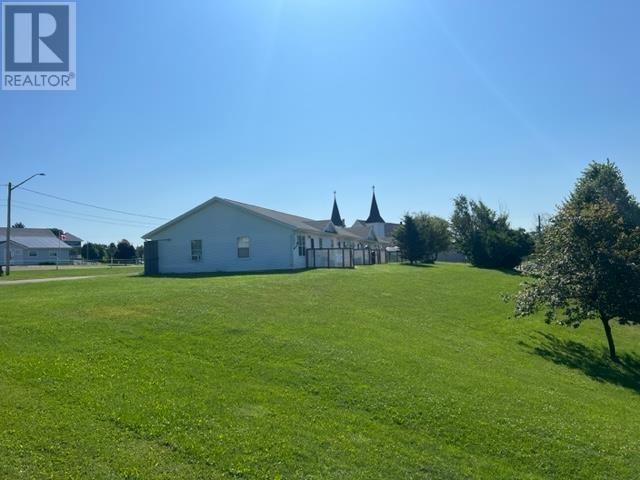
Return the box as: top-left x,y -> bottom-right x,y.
142,192 -> 400,275
0,228 -> 75,265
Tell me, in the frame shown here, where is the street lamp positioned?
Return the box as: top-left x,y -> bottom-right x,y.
4,173 -> 46,276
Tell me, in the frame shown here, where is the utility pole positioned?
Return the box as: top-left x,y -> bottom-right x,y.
4,173 -> 46,276
5,183 -> 11,276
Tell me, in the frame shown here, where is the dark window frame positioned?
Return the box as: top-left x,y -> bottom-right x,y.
237,236 -> 250,258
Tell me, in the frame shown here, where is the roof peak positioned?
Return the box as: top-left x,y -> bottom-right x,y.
365,190 -> 385,223
331,193 -> 345,227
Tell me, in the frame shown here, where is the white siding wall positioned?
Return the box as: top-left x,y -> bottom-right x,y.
150,202 -> 298,274
0,246 -> 70,265
292,234 -> 308,269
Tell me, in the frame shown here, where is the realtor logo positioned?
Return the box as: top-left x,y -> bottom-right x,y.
2,1 -> 76,90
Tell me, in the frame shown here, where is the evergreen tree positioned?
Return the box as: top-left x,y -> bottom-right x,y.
394,214 -> 424,264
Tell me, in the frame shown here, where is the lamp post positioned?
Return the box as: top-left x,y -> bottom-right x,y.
4,173 -> 46,276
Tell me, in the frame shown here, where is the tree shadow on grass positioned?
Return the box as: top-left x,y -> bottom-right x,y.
520,332 -> 640,394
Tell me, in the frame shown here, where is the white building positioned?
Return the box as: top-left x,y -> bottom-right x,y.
142,192 -> 400,275
0,228 -> 75,265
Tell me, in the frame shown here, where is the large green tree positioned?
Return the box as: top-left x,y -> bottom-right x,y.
414,213 -> 451,263
394,214 -> 424,264
81,242 -> 108,261
114,239 -> 137,260
451,195 -> 533,269
515,161 -> 640,362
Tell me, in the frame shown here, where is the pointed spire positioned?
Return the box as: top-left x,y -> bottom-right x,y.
331,191 -> 345,227
365,186 -> 385,223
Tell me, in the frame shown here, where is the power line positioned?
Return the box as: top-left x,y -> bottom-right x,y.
0,203 -> 159,228
17,187 -> 169,221
11,200 -> 159,227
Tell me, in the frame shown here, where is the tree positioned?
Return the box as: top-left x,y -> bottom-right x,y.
451,195 -> 533,269
114,239 -> 136,260
394,214 -> 424,263
108,242 -> 117,260
515,161 -> 640,362
12,222 -> 25,228
81,242 -> 107,261
415,213 -> 451,263
135,244 -> 144,259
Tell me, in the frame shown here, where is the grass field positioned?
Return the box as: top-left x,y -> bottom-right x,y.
0,263 -> 638,479
0,265 -> 142,281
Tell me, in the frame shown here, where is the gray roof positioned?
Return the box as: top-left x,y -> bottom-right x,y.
346,223 -> 373,240
222,198 -> 322,232
0,228 -> 72,249
60,232 -> 82,242
336,226 -> 366,240
303,219 -> 333,231
223,201 -> 385,241
347,220 -> 400,242
384,223 -> 401,237
144,197 -> 383,241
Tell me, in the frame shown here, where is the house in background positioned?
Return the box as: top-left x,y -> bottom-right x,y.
56,231 -> 83,260
0,228 -> 81,265
142,191 -> 401,275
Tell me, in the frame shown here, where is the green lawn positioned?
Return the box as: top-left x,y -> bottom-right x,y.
0,264 -> 638,479
1,265 -> 142,281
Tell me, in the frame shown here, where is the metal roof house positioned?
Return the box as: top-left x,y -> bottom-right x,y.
142,192 -> 400,275
0,228 -> 80,265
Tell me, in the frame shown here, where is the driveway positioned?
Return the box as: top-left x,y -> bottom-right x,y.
0,273 -> 139,285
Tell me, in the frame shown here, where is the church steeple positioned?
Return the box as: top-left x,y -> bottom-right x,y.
331,191 -> 345,227
365,186 -> 385,223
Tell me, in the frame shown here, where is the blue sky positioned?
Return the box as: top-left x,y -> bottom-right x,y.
2,0 -> 640,245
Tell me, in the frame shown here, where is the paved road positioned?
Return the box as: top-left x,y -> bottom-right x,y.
0,273 -> 139,285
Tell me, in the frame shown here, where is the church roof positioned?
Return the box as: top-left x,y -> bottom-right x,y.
331,196 -> 344,227
365,191 -> 385,223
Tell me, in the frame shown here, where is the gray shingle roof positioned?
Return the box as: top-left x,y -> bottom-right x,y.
0,228 -> 72,249
143,196 -> 393,244
222,201 -> 371,240
222,198 -> 320,232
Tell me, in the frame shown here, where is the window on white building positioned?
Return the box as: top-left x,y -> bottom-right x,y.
29,251 -> 37,257
50,250 -> 57,257
191,240 -> 202,261
319,238 -> 323,248
237,236 -> 250,258
297,235 -> 306,256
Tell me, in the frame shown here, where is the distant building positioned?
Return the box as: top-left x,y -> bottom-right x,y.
349,189 -> 401,246
0,228 -> 82,265
142,191 -> 400,274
